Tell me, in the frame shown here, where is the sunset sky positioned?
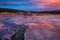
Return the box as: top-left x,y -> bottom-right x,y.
0,0 -> 60,11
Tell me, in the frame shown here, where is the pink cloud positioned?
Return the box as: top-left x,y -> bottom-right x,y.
30,0 -> 60,3
29,0 -> 60,9
34,3 -> 49,8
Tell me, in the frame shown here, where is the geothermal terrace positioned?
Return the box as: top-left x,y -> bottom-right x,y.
0,12 -> 60,40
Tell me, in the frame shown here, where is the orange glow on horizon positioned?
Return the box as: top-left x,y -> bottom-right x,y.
41,0 -> 60,3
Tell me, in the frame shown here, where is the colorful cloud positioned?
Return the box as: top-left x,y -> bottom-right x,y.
29,0 -> 60,10
0,0 -> 60,11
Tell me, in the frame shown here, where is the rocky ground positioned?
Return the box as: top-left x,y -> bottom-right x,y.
0,14 -> 60,40
24,15 -> 60,40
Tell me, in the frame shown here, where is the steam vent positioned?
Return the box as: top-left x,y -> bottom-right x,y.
0,8 -> 60,40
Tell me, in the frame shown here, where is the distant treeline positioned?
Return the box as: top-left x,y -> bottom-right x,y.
0,8 -> 26,13
0,8 -> 60,15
